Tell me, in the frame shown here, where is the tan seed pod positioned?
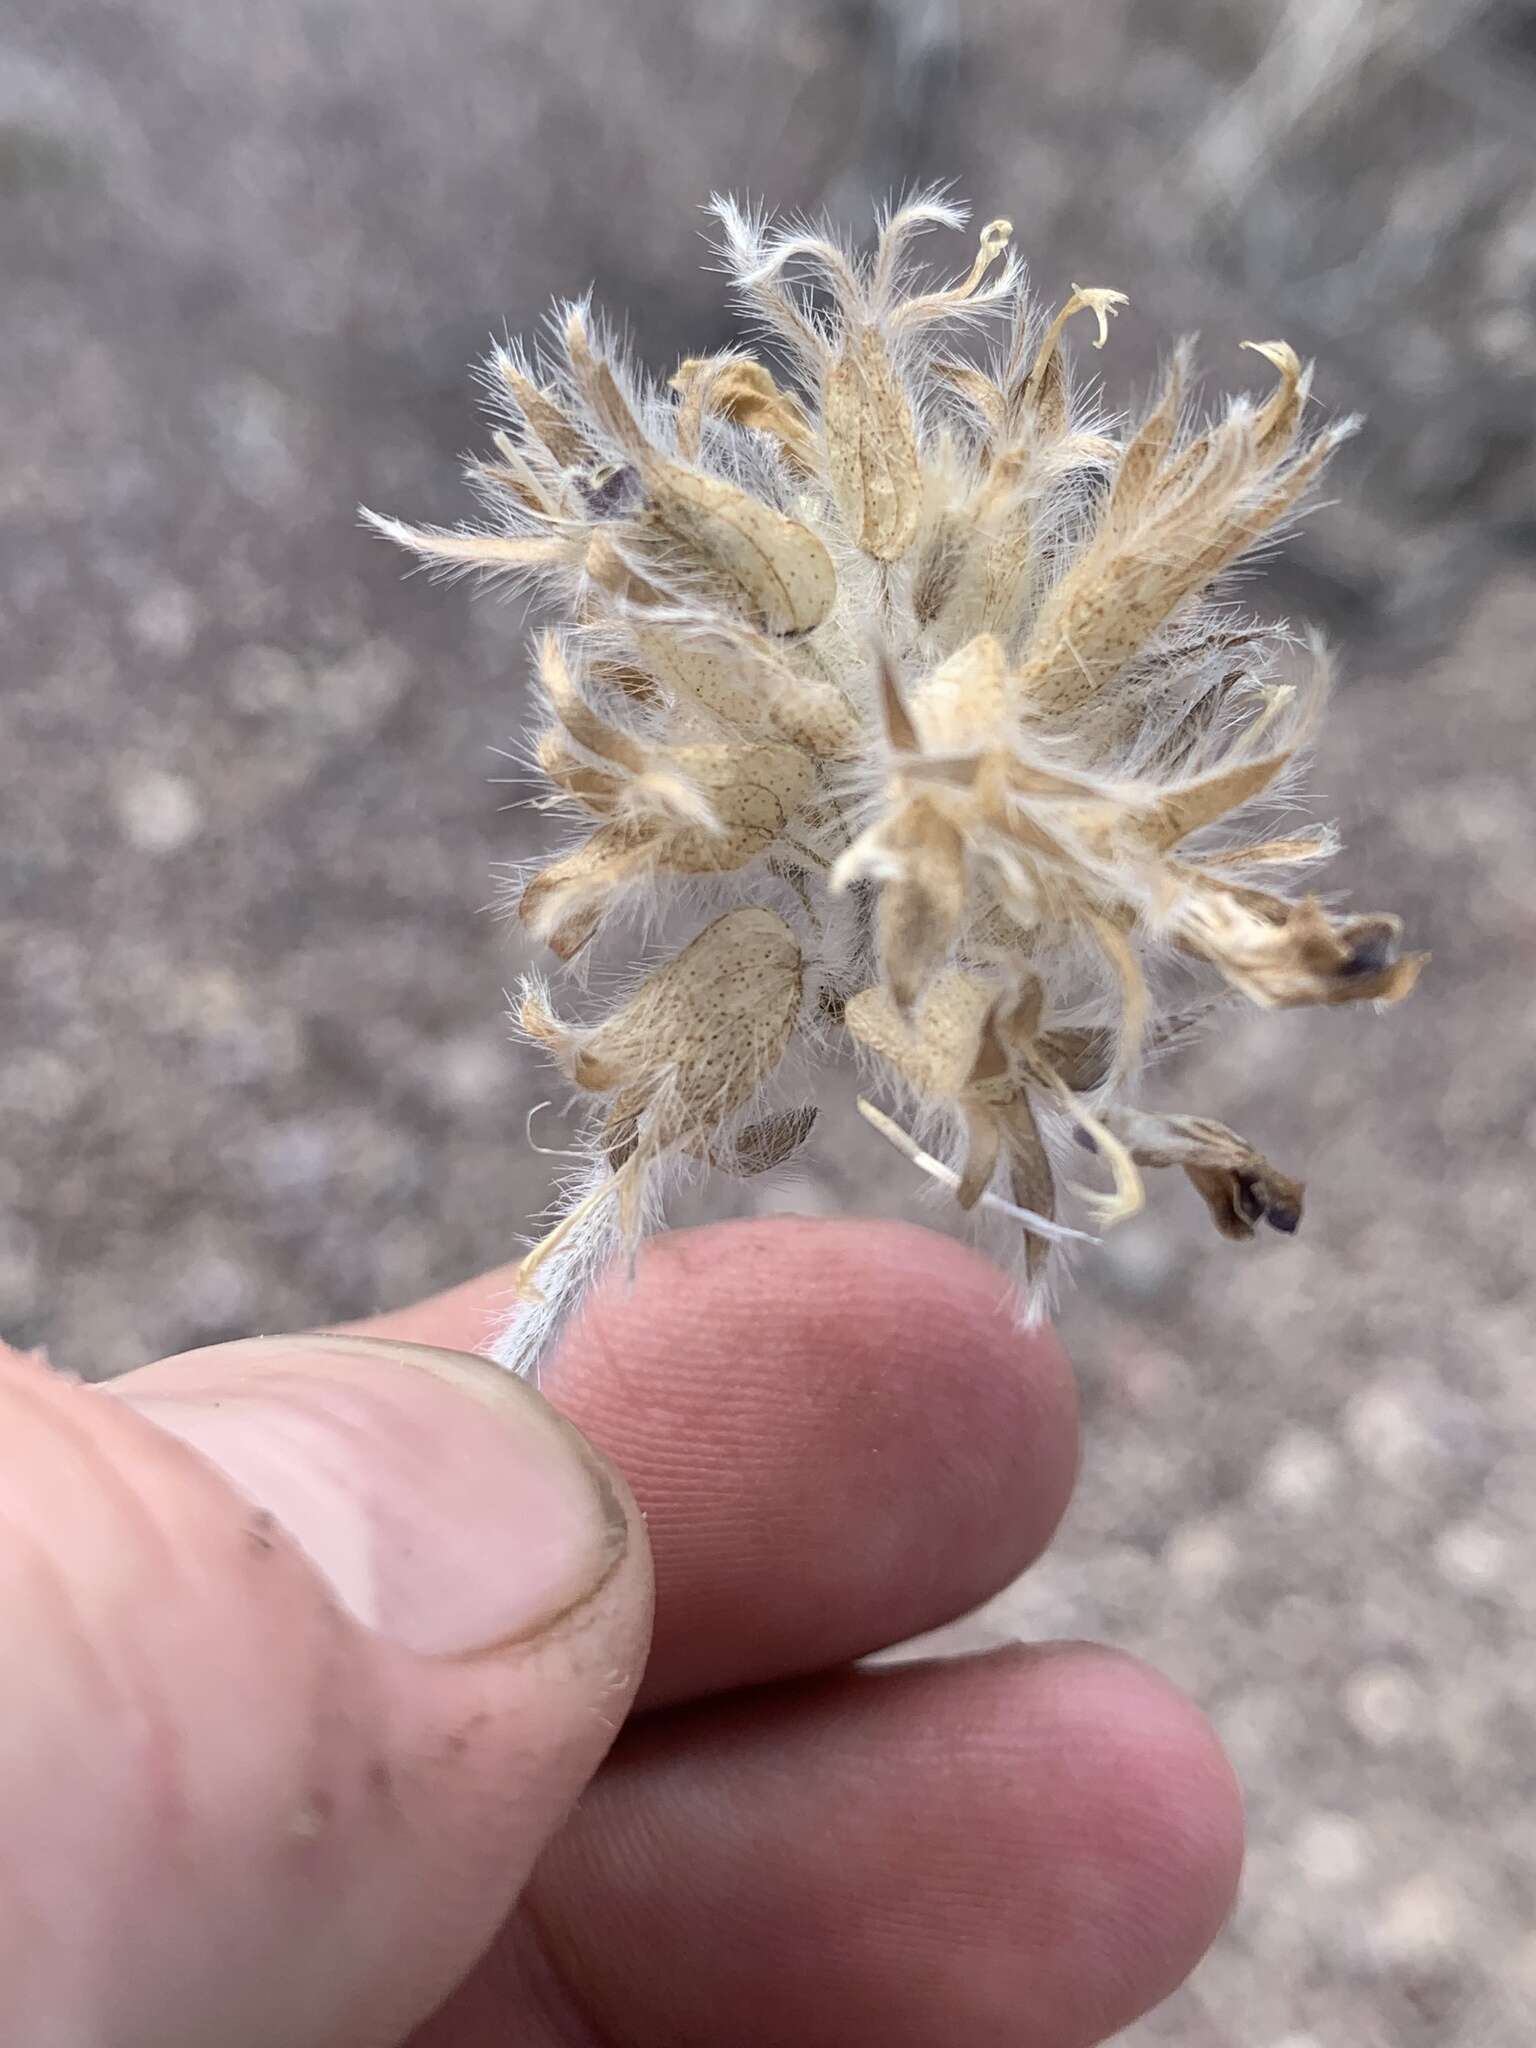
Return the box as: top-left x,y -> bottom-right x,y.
758,637 -> 864,758
1012,390 -> 1349,723
630,623 -> 859,759
822,326 -> 922,562
639,741 -> 815,870
630,623 -> 762,728
716,1104 -> 819,1176
572,908 -> 803,1147
640,463 -> 838,636
845,972 -> 995,1100
763,674 -> 861,758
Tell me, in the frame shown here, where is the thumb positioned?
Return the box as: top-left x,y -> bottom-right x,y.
0,1331 -> 652,2048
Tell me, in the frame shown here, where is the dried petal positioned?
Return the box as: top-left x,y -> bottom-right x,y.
534,729 -> 623,816
1106,1105 -> 1305,1241
1177,889 -> 1428,1009
495,358 -> 593,467
671,356 -> 820,471
1016,284 -> 1128,437
956,1104 -> 1003,1209
1001,1094 -> 1057,1280
1242,340 -> 1307,460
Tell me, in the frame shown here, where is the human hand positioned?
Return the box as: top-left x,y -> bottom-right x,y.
1,1219 -> 1240,2046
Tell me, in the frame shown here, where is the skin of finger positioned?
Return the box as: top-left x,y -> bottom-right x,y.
356,1219 -> 1080,1708
501,1646 -> 1244,2048
0,1346 -> 651,2048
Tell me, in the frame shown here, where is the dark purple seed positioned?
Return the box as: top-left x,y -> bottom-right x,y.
582,463 -> 642,519
1340,926 -> 1398,977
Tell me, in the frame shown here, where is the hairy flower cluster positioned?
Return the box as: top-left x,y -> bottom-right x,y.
368,194 -> 1423,1376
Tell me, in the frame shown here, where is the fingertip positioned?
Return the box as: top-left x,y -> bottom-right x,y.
355,1218 -> 1082,1705
526,1641 -> 1244,2048
552,1218 -> 1080,1701
998,1644 -> 1246,2035
577,1216 -> 1077,1484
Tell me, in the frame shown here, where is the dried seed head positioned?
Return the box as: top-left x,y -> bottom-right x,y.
368,191 -> 1420,1372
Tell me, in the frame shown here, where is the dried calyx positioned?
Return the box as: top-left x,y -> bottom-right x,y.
367,194 -> 1423,1376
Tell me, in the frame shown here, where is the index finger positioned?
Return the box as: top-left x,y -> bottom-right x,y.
349,1218 -> 1078,1709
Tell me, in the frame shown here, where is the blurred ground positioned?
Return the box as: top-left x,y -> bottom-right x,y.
2,0 -> 1533,2040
